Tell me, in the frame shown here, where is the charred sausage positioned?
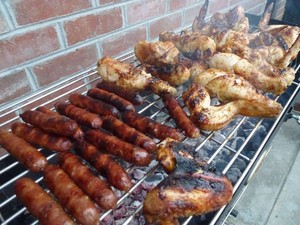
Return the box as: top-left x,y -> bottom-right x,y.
54,102 -> 102,128
11,122 -> 72,152
102,115 -> 157,153
122,111 -> 185,141
85,129 -> 151,166
34,107 -> 84,140
35,106 -> 58,116
96,81 -> 144,105
162,94 -> 200,138
20,110 -> 80,137
58,152 -> 117,210
15,178 -> 75,225
43,164 -> 100,225
69,93 -> 120,117
87,88 -> 135,112
0,129 -> 47,172
74,141 -> 133,191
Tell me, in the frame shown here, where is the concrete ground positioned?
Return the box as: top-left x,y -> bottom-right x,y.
224,110 -> 300,225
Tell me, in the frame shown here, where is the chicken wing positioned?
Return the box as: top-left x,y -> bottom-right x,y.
159,30 -> 216,61
192,0 -> 249,35
135,41 -> 191,86
182,83 -> 281,131
143,138 -> 233,225
97,57 -> 176,95
208,52 -> 293,94
192,68 -> 282,113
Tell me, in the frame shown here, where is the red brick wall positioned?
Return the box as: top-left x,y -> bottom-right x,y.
0,0 -> 267,106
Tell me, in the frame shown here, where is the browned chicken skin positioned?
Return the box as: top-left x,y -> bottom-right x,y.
143,138 -> 233,225
192,0 -> 249,35
208,53 -> 294,94
135,41 -> 191,86
182,83 -> 281,131
190,0 -> 298,92
159,30 -> 216,61
97,57 -> 177,95
192,68 -> 283,113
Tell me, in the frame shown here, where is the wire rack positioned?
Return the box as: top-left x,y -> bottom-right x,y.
0,50 -> 300,225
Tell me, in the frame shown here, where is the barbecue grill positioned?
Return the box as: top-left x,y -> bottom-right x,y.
0,13 -> 300,225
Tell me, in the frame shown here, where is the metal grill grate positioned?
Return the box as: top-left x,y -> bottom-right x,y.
1,49 -> 300,225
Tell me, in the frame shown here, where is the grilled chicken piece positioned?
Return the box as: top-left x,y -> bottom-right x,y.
143,138 -> 233,225
97,57 -> 176,95
214,31 -> 296,93
192,0 -> 249,35
135,41 -> 191,86
135,41 -> 180,67
255,3 -> 300,68
159,30 -> 216,61
182,83 -> 281,131
208,53 -> 294,94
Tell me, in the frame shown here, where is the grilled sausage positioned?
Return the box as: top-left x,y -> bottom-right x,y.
0,129 -> 47,172
54,102 -> 102,128
96,81 -> 144,105
87,88 -> 135,112
122,111 -> 185,141
74,141 -> 133,191
11,122 -> 72,152
15,178 -> 75,225
69,93 -> 120,118
162,94 -> 200,138
85,129 -> 151,166
102,115 -> 157,153
58,152 -> 117,210
20,110 -> 80,137
35,107 -> 84,140
43,164 -> 100,225
35,106 -> 58,116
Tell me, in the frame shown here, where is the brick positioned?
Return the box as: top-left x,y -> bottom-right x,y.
150,13 -> 182,40
8,0 -> 92,25
102,25 -> 147,57
99,0 -> 124,5
184,5 -> 203,26
64,7 -> 123,46
0,26 -> 60,72
33,44 -> 98,87
0,70 -> 33,105
209,0 -> 229,14
0,11 -> 9,34
126,0 -> 166,25
229,0 -> 246,6
170,0 -> 189,12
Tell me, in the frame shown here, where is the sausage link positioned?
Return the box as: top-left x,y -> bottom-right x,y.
74,141 -> 133,191
20,110 -> 80,137
43,164 -> 100,225
87,88 -> 135,112
11,122 -> 72,152
35,107 -> 84,140
85,129 -> 151,166
102,115 -> 157,153
35,106 -> 58,116
96,81 -> 144,105
55,102 -> 102,128
122,111 -> 185,141
0,129 -> 47,172
162,94 -> 200,138
69,93 -> 120,117
15,178 -> 75,225
58,152 -> 117,210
